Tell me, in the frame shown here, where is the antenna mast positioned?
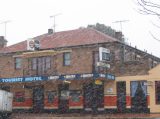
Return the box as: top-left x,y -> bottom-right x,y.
50,13 -> 62,33
0,20 -> 11,39
113,20 -> 129,32
113,20 -> 129,62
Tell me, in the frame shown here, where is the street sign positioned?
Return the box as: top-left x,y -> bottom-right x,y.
99,47 -> 110,61
95,79 -> 103,85
97,62 -> 110,68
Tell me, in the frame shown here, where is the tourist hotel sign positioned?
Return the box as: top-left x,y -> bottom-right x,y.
0,73 -> 115,83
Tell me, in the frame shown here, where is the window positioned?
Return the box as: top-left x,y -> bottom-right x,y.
46,57 -> 51,69
32,58 -> 37,70
63,52 -> 71,66
14,92 -> 25,102
155,81 -> 160,104
15,58 -> 22,69
102,52 -> 110,61
47,91 -> 57,103
31,57 -> 51,70
70,90 -> 81,102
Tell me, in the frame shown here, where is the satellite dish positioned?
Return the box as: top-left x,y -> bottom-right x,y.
34,40 -> 40,50
27,38 -> 35,51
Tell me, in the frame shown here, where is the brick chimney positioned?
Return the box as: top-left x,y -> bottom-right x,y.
48,29 -> 53,35
115,32 -> 123,42
0,36 -> 7,49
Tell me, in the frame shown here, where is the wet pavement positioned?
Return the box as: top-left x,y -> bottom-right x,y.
10,113 -> 160,119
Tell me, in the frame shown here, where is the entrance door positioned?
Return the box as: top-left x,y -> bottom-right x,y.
58,84 -> 69,113
131,81 -> 147,112
33,86 -> 44,113
117,82 -> 126,112
83,81 -> 104,112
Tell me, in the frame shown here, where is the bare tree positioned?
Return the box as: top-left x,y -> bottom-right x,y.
136,0 -> 160,41
136,0 -> 160,16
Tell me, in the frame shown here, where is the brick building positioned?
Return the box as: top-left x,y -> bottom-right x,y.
0,28 -> 159,113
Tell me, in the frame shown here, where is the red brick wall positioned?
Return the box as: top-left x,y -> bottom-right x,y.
0,43 -> 159,78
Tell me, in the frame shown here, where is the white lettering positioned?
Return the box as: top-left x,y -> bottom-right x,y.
81,74 -> 93,78
49,76 -> 59,80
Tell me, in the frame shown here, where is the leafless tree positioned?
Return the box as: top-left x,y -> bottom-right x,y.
136,0 -> 160,16
136,0 -> 160,41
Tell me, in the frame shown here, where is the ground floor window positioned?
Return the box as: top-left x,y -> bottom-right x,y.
47,91 -> 57,103
14,91 -> 25,102
70,90 -> 81,102
130,81 -> 147,111
155,81 -> 160,104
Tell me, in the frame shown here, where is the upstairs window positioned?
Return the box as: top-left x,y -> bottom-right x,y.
31,57 -> 51,70
15,57 -> 22,69
46,57 -> 51,69
63,52 -> 71,66
32,58 -> 37,70
102,52 -> 110,61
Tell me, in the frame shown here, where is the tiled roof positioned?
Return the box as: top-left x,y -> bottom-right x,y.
0,28 -> 118,53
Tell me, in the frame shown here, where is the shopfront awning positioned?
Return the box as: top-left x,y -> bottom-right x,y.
0,73 -> 115,83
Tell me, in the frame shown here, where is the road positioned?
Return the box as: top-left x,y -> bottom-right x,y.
10,113 -> 160,119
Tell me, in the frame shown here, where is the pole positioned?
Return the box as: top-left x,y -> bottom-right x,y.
0,20 -> 11,39
113,20 -> 129,62
50,13 -> 62,32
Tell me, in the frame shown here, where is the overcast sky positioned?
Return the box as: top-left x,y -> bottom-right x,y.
0,0 -> 160,57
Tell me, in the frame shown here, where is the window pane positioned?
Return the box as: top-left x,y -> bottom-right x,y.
65,53 -> 70,60
64,53 -> 71,66
46,57 -> 51,69
47,91 -> 56,103
14,92 -> 25,102
32,58 -> 37,70
15,58 -> 22,69
102,52 -> 110,61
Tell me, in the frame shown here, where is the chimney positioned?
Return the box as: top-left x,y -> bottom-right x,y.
48,29 -> 53,35
115,32 -> 123,42
0,36 -> 7,49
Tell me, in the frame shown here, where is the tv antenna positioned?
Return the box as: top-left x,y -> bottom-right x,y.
113,20 -> 129,62
0,20 -> 11,39
50,13 -> 62,32
113,20 -> 129,32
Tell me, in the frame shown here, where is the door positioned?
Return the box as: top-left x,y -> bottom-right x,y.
131,81 -> 147,112
117,81 -> 126,112
83,81 -> 104,112
83,83 -> 93,110
58,84 -> 69,113
33,86 -> 44,113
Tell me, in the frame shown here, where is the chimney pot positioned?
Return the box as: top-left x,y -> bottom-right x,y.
0,36 -> 7,49
48,29 -> 53,35
115,32 -> 123,41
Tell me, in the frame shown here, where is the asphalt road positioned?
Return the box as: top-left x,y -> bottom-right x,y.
10,113 -> 160,119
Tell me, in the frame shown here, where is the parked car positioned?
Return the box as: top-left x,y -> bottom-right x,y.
0,90 -> 13,119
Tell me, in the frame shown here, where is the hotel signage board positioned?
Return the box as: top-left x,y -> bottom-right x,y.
0,73 -> 115,83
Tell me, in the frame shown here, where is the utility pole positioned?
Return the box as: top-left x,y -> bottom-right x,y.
50,13 -> 62,33
0,20 -> 11,39
113,20 -> 129,62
